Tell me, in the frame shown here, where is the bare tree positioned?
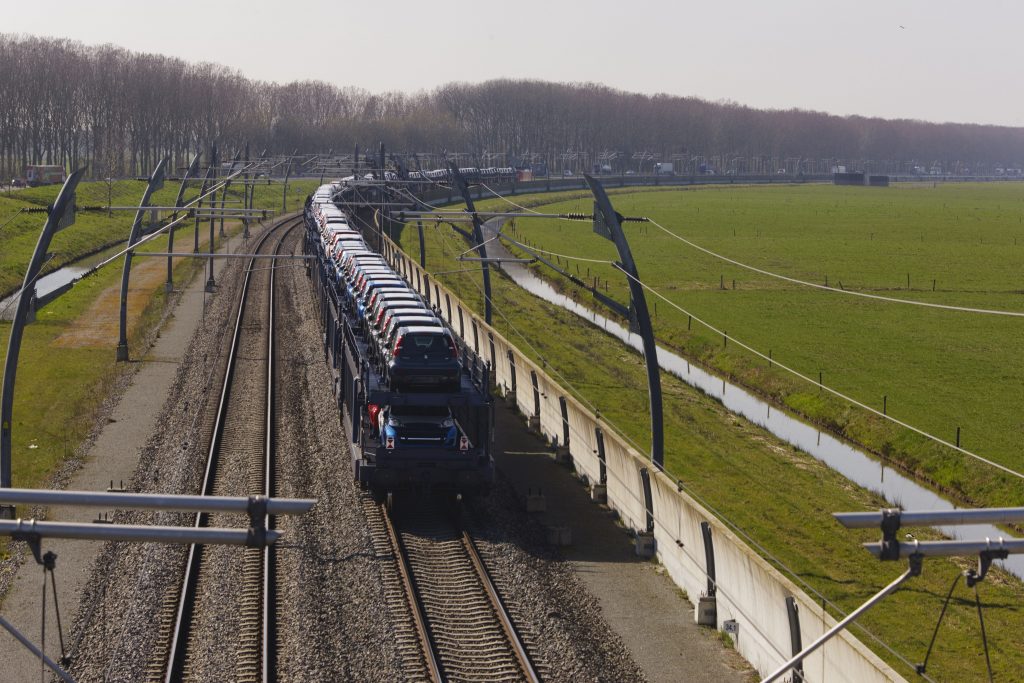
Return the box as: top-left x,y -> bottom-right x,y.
2,35 -> 1023,180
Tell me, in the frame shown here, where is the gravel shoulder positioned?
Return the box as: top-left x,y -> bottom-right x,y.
487,402 -> 757,683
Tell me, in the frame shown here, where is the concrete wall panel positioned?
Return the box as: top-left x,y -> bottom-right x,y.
491,335 -> 515,397
538,373 -> 563,443
566,401 -> 601,484
601,436 -> 647,533
713,528 -> 797,675
513,368 -> 534,423
651,475 -> 713,604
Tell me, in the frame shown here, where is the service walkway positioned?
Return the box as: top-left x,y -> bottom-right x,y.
493,402 -> 755,682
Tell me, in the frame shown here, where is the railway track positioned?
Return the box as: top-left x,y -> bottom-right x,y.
145,216 -> 302,682
370,497 -> 542,683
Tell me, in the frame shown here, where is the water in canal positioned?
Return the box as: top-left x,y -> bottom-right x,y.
479,220 -> 1024,579
0,245 -> 125,319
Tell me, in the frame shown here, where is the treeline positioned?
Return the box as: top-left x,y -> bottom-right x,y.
2,34 -> 1024,179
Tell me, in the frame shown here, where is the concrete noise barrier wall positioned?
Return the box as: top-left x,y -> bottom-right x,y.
381,231 -> 904,683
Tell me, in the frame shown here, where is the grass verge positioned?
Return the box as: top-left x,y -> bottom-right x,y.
443,183 -> 1024,512
0,197 -> 279,564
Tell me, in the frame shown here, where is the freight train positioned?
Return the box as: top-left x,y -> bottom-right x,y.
406,167 -> 516,184
305,181 -> 494,497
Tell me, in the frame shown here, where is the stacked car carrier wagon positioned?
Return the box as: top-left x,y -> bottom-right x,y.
305,182 -> 494,497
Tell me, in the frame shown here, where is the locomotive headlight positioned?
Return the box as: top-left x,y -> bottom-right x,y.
441,418 -> 454,428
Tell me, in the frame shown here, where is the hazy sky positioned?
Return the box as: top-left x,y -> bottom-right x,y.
5,0 -> 1022,126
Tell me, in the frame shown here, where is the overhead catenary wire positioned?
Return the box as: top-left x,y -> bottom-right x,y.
81,211 -> 194,277
498,231 -> 615,264
0,253 -> 55,320
397,161 -> 454,204
416,181 -> 1007,679
430,214 -> 733,470
451,234 -> 509,262
79,160 -> 266,275
339,182 -> 385,216
0,207 -> 26,234
462,179 -> 1024,483
646,217 -> 1024,318
460,288 -> 931,680
396,185 -> 448,212
402,185 -> 614,265
613,263 -> 1024,483
479,182 -> 548,216
479,180 -> 654,226
0,176 -> 192,315
59,218 -> 303,671
424,246 -> 931,679
411,192 -> 1020,582
382,181 -> 956,669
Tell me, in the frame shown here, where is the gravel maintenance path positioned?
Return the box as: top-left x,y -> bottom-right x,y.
0,225 -> 260,682
489,403 -> 757,682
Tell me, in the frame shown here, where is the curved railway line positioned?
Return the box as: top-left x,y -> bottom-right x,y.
143,215 -> 303,682
31,190 -> 653,682
369,498 -> 542,683
138,212 -> 540,682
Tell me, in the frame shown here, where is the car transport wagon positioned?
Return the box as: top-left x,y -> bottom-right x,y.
304,186 -> 494,497
338,312 -> 493,495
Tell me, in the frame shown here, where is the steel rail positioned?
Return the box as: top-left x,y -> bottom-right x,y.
262,218 -> 300,682
382,505 -> 445,682
462,531 -> 541,683
382,502 -> 540,683
162,215 -> 302,682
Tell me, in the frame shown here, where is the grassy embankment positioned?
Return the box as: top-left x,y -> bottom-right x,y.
0,178 -> 319,557
466,182 -> 1024,509
397,182 -> 1024,681
2,177 -> 317,296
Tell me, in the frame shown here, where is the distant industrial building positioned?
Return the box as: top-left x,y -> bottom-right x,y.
833,172 -> 889,187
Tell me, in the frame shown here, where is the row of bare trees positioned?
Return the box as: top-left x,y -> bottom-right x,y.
2,34 -> 1024,180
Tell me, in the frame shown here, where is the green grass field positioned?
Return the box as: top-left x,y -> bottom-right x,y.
0,176 -> 318,562
396,182 -> 1024,680
451,182 -> 1024,509
1,177 -> 319,297
0,258 -> 172,490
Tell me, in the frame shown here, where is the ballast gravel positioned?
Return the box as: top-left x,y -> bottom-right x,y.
468,481 -> 648,682
59,223 -> 646,682
63,248 -> 249,682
